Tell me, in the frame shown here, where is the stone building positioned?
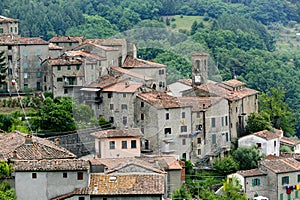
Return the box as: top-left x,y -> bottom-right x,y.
48,35 -> 85,51
238,129 -> 282,156
178,96 -> 230,163
0,15 -> 19,35
135,90 -> 192,160
231,156 -> 300,200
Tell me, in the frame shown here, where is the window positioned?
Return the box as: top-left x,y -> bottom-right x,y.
282,176 -> 289,185
15,27 -> 17,33
36,49 -> 41,56
76,65 -> 80,70
211,118 -> 216,127
122,116 -> 127,125
10,27 -> 13,33
196,111 -> 200,118
110,104 -> 114,110
108,92 -> 112,98
212,134 -> 216,144
121,104 -> 127,110
37,72 -> 41,78
122,141 -> 127,149
57,77 -> 63,82
23,62 -> 28,68
8,55 -> 12,62
79,197 -> 85,200
159,69 -> 164,75
32,173 -> 37,179
131,140 -> 137,148
67,66 -> 71,70
182,112 -> 185,119
123,93 -> 126,98
37,82 -> 41,90
165,128 -> 171,134
298,174 -> 300,183
225,116 -> 228,126
57,66 -> 61,71
109,117 -> 114,123
141,127 -> 144,134
23,50 -> 27,57
182,138 -> 186,145
63,172 -> 67,178
141,113 -> 144,120
226,132 -> 229,142
197,138 -> 201,144
166,113 -> 169,120
274,141 -> 277,147
109,141 -> 115,149
44,76 -> 47,82
77,172 -> 83,180
256,143 -> 261,148
296,191 -> 299,199
181,126 -> 187,132
252,178 -> 260,186
196,124 -> 202,131
141,101 -> 144,107
0,28 -> 3,34
197,149 -> 201,155
24,72 -> 28,79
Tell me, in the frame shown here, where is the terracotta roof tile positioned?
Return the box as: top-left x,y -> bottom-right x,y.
88,173 -> 165,195
49,36 -> 85,43
261,157 -> 300,173
49,58 -> 82,66
111,66 -> 153,81
86,75 -> 120,89
176,79 -> 193,86
0,132 -> 75,161
76,41 -> 119,51
49,43 -> 63,50
64,50 -> 106,61
91,128 -> 141,139
123,56 -> 166,68
237,168 -> 267,177
253,129 -> 282,141
139,155 -> 182,170
14,159 -> 89,171
177,96 -> 224,111
83,38 -> 126,46
18,37 -> 49,45
221,79 -> 245,88
280,136 -> 300,146
138,91 -> 187,109
102,82 -> 142,93
0,35 -> 48,45
0,16 -> 19,23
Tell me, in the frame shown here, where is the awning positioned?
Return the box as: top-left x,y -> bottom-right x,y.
80,88 -> 100,92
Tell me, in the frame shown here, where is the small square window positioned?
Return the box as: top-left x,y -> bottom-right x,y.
122,141 -> 127,149
141,113 -> 144,120
76,65 -> 80,70
63,172 -> 67,178
182,112 -> 185,119
79,197 -> 85,200
57,66 -> 61,71
212,134 -> 216,144
166,113 -> 169,120
122,116 -> 127,125
141,101 -> 144,107
131,140 -> 137,149
182,138 -> 186,145
77,172 -> 83,180
121,104 -> 127,110
165,128 -> 171,134
198,149 -> 201,155
197,138 -> 201,144
123,93 -> 126,98
181,125 -> 187,132
196,111 -> 200,118
110,104 -> 114,110
32,173 -> 37,179
108,92 -> 113,98
64,89 -> 68,94
109,141 -> 115,149
67,66 -> 71,70
212,118 -> 216,128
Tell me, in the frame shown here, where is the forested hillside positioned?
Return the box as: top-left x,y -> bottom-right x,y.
1,0 -> 300,134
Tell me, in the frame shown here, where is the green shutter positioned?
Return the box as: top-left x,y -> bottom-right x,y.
252,179 -> 254,186
296,191 -> 299,198
298,175 -> 300,183
287,176 -> 290,184
257,178 -> 260,186
280,193 -> 283,200
282,177 -> 284,185
288,194 -> 291,200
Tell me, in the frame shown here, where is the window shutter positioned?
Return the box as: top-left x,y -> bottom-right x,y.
258,179 -> 260,186
252,179 -> 254,186
282,177 -> 284,185
287,176 -> 290,184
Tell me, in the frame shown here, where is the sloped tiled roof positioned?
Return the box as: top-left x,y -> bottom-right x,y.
64,50 -> 106,61
14,159 -> 89,171
138,91 -> 186,109
49,43 -> 63,50
88,173 -> 165,195
253,129 -> 282,141
0,132 -> 75,161
261,157 -> 300,173
123,56 -> 166,68
280,136 -> 300,146
49,36 -> 85,43
86,75 -> 120,89
0,35 -> 48,45
102,82 -> 142,93
0,16 -> 19,23
221,79 -> 245,88
111,66 -> 153,81
49,58 -> 82,66
237,168 -> 267,177
177,96 -> 224,111
91,128 -> 141,139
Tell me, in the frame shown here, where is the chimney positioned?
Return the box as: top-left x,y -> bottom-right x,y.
25,134 -> 32,145
12,150 -> 18,159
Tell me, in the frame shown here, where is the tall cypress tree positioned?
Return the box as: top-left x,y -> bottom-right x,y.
0,50 -> 7,83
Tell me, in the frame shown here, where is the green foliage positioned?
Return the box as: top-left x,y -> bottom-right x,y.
0,181 -> 16,200
221,178 -> 247,200
280,145 -> 293,153
259,87 -> 295,135
0,114 -> 13,132
172,185 -> 192,200
73,104 -> 94,124
245,112 -> 272,134
232,145 -> 264,170
213,156 -> 239,176
0,161 -> 11,177
98,116 -> 110,126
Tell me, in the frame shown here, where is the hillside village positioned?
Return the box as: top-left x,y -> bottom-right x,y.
1,15 -> 300,200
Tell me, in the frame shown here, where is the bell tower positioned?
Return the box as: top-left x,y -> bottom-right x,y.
192,52 -> 209,86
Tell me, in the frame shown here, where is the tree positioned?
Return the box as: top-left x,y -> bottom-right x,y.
245,112 -> 272,134
213,156 -> 239,175
0,51 -> 7,84
172,185 -> 192,200
232,145 -> 263,170
221,178 -> 247,200
0,161 -> 16,200
190,20 -> 198,35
